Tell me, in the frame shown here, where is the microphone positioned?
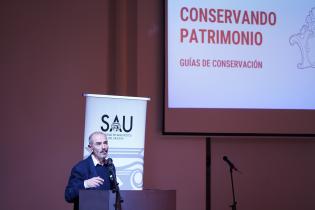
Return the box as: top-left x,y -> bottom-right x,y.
107,159 -> 124,206
107,158 -> 115,182
223,156 -> 239,172
107,158 -> 113,165
107,158 -> 119,192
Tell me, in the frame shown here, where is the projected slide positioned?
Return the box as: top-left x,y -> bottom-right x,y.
168,1 -> 315,110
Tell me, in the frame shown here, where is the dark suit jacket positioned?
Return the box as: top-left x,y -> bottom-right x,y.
64,155 -> 113,209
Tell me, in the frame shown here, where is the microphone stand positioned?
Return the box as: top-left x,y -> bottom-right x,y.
109,167 -> 123,210
228,166 -> 237,210
112,177 -> 123,210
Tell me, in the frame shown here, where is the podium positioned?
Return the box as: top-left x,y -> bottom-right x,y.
79,190 -> 176,210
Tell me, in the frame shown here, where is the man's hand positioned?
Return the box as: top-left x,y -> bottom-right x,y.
84,177 -> 104,189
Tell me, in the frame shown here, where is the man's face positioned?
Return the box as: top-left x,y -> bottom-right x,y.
89,133 -> 109,161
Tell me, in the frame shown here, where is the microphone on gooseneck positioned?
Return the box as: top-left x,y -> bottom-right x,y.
107,158 -> 115,181
107,158 -> 113,165
107,158 -> 114,175
107,158 -> 124,206
223,156 -> 240,172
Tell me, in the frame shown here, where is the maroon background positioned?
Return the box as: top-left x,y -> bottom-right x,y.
1,1 -> 314,210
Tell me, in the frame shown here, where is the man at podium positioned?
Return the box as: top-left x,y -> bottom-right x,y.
65,131 -> 115,209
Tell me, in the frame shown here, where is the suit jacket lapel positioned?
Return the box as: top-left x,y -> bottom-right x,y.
87,155 -> 98,178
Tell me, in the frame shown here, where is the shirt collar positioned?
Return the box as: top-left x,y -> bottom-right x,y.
91,154 -> 105,166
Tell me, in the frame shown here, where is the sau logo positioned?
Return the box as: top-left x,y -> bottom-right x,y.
101,114 -> 133,133
289,7 -> 315,69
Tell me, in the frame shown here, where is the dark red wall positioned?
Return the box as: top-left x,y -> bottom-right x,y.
211,138 -> 315,210
1,1 -> 113,209
1,1 -> 314,210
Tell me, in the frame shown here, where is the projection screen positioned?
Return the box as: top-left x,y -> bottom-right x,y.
165,0 -> 315,135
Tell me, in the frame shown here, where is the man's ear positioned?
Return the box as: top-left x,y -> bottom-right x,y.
85,144 -> 93,153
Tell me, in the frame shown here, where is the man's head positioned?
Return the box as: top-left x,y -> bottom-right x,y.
88,131 -> 109,162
